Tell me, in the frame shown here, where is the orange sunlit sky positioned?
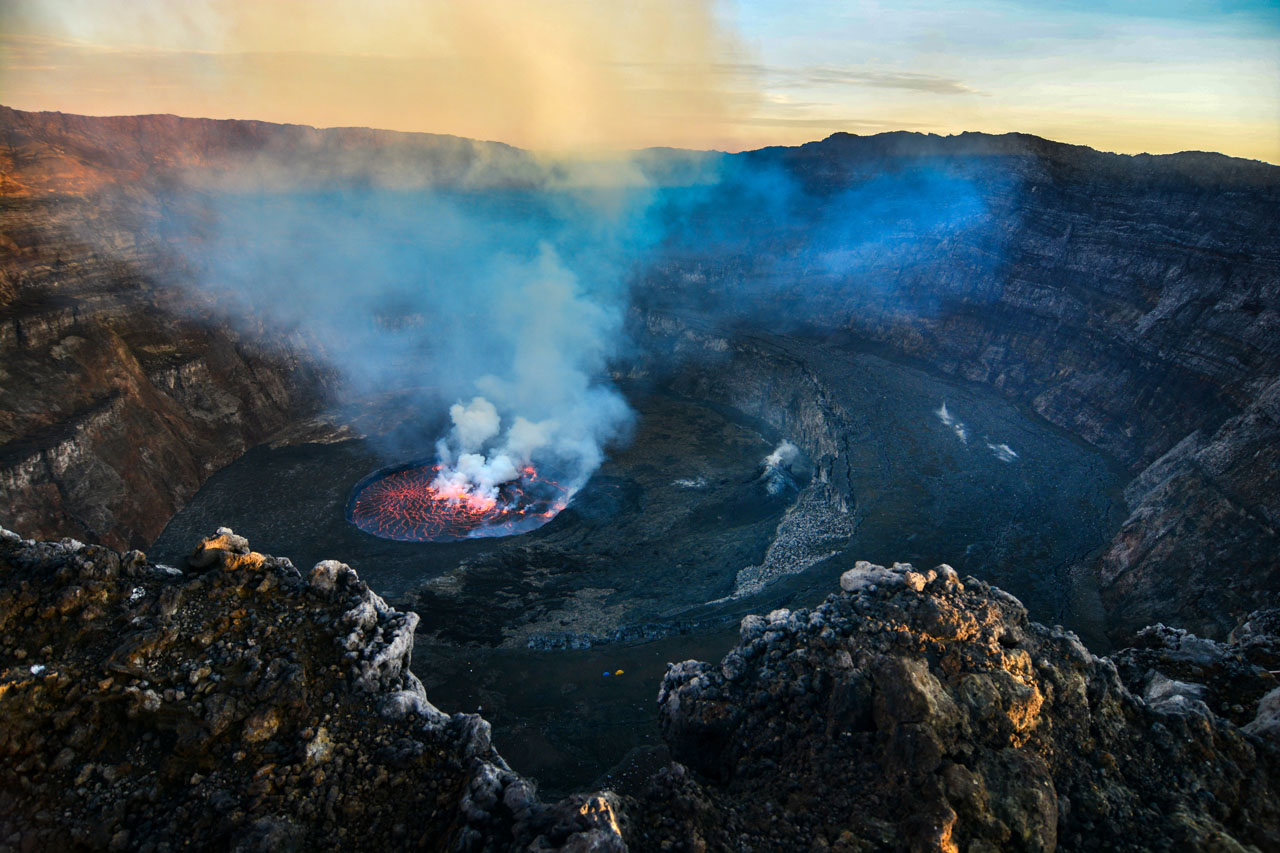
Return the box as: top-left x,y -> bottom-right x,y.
2,0 -> 1278,162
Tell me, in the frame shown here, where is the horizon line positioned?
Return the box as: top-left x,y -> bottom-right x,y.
2,103 -> 1277,167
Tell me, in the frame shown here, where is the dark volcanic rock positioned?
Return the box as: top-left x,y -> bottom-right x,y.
3,527 -> 1277,851
644,132 -> 1280,642
0,527 -> 624,852
0,121 -> 332,549
1112,613 -> 1280,728
633,561 -> 1280,852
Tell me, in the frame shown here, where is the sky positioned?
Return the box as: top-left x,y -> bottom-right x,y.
1,0 -> 1277,162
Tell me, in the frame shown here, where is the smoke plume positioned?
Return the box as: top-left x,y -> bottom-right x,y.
761,440 -> 801,495
167,174 -> 680,508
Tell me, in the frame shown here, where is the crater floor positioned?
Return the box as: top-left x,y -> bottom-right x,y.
151,349 -> 1125,794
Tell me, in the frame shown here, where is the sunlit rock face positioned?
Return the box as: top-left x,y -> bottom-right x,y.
641,561 -> 1280,852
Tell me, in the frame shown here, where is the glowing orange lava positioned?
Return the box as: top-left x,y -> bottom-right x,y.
347,462 -> 571,542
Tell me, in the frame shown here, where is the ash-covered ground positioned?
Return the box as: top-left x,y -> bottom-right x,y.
151,338 -> 1123,793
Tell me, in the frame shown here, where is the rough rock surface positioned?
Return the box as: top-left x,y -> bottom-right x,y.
0,527 -> 625,852
633,561 -> 1280,852
0,174 -> 328,550
4,527 -> 1278,851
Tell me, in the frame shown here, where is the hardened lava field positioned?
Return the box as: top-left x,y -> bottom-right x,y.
347,462 -> 572,542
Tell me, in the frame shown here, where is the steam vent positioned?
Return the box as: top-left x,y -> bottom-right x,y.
2,13 -> 1280,847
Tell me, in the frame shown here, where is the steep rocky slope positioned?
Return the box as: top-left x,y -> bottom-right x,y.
645,133 -> 1280,641
2,527 -> 1276,851
0,190 -> 327,550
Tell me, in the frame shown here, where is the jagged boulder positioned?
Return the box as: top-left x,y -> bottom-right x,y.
0,527 -> 623,853
634,562 -> 1280,852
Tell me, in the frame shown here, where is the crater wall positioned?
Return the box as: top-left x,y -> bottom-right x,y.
641,133 -> 1280,641
2,107 -> 1278,640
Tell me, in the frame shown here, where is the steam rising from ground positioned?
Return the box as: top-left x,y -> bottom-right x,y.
987,442 -> 1019,463
153,146 -> 1000,515
936,402 -> 969,444
764,440 -> 800,470
761,440 -> 801,495
939,403 -> 1019,462
172,184 -> 654,507
116,107 -> 1011,524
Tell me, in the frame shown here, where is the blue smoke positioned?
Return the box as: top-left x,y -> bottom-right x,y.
159,134 -> 1014,498
169,177 -> 683,494
647,140 -> 1014,324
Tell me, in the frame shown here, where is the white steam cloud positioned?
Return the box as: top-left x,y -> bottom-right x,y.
936,402 -> 969,444
760,439 -> 801,495
764,440 -> 800,470
152,167 -> 661,526
446,397 -> 502,453
424,244 -> 632,507
986,442 -> 1019,463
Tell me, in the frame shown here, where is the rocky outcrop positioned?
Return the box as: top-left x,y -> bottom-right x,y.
0,527 -> 625,852
633,561 -> 1280,852
3,527 -> 1277,851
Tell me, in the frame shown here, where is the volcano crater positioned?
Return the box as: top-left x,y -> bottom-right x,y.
150,329 -> 1124,794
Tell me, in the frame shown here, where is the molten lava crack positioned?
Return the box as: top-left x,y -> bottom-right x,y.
348,463 -> 570,542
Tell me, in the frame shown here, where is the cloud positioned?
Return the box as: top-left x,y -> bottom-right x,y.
617,61 -> 981,96
781,67 -> 982,96
725,115 -> 933,130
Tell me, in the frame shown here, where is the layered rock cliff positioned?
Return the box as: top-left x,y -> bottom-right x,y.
644,132 -> 1280,642
2,528 -> 1276,851
0,188 -> 327,549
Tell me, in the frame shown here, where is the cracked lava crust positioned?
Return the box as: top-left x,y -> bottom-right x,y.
347,462 -> 572,542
